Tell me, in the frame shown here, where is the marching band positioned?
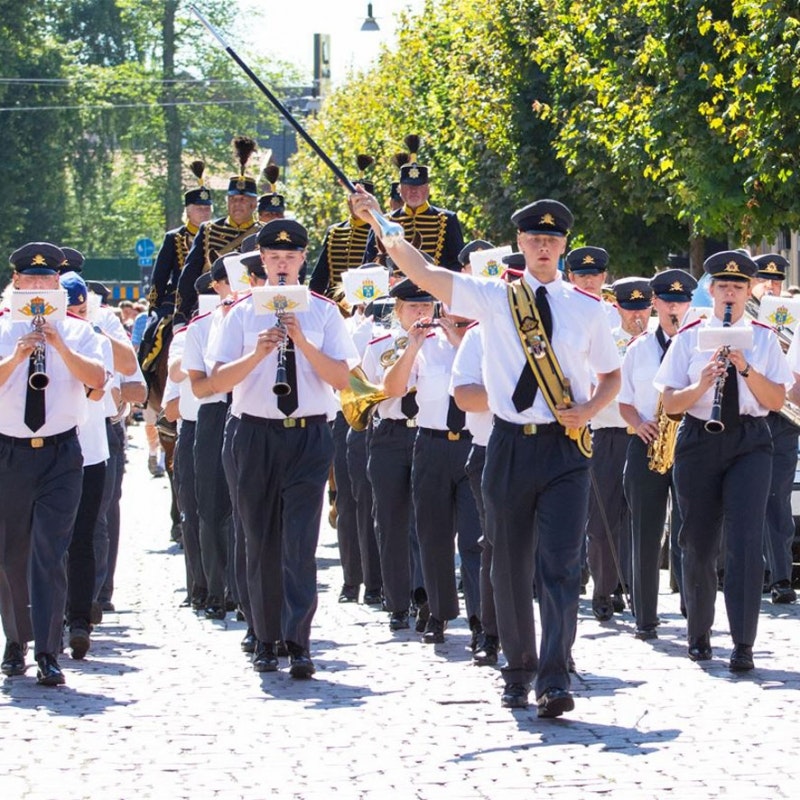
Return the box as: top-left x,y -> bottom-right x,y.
2,139 -> 800,722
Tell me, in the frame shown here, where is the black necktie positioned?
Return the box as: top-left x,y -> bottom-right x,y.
512,286 -> 553,412
277,343 -> 299,416
401,390 -> 418,419
446,395 -> 466,433
25,355 -> 46,432
720,361 -> 740,431
655,326 -> 671,362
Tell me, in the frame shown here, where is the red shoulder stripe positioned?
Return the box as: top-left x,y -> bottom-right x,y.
572,285 -> 601,302
368,333 -> 392,345
752,319 -> 776,331
677,319 -> 702,333
311,291 -> 337,305
188,311 -> 212,325
66,311 -> 91,323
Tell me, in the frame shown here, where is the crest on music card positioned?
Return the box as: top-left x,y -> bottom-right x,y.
469,245 -> 513,280
11,289 -> 67,322
250,284 -> 310,316
342,267 -> 389,306
759,294 -> 800,333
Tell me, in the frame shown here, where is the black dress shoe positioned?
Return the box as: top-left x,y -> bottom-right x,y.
275,640 -> 289,658
472,634 -> 499,666
770,580 -> 797,604
363,589 -> 383,606
240,628 -> 257,654
634,626 -> 658,641
501,682 -> 530,709
687,633 -> 712,661
567,653 -> 577,674
729,643 -> 754,672
252,641 -> 279,672
591,596 -> 614,622
338,584 -> 359,603
389,611 -> 410,631
286,643 -> 315,678
68,621 -> 91,660
191,588 -> 208,611
204,604 -> 226,620
90,601 -> 104,625
536,687 -> 575,718
35,653 -> 65,686
612,586 -> 625,613
422,616 -> 447,644
468,616 -> 483,652
1,641 -> 27,676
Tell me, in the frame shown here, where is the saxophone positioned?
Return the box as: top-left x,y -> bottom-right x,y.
647,314 -> 680,474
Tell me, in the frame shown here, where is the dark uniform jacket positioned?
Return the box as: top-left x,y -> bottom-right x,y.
363,201 -> 465,272
148,224 -> 197,312
309,217 -> 371,299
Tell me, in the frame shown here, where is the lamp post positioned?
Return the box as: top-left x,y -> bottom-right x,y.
361,3 -> 380,31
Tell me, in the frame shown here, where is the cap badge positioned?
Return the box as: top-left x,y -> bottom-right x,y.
271,197 -> 281,206
275,231 -> 291,243
236,178 -> 245,190
765,262 -> 779,273
540,213 -> 555,226
630,289 -> 645,300
724,261 -> 740,273
408,167 -> 420,179
32,254 -> 47,266
582,255 -> 595,265
200,190 -> 209,200
670,280 -> 683,291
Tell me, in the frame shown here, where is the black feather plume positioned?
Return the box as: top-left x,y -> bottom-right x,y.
189,160 -> 206,183
232,136 -> 257,172
356,154 -> 374,173
392,152 -> 410,168
403,134 -> 420,158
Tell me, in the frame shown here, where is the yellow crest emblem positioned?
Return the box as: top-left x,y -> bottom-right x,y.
670,280 -> 683,291
724,261 -> 740,273
540,213 -> 555,226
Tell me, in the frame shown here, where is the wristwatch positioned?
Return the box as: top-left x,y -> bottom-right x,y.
739,363 -> 752,378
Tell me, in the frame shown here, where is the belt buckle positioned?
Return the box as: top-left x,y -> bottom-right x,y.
447,431 -> 460,441
283,418 -> 297,429
522,423 -> 537,436
30,437 -> 44,448
405,419 -> 417,428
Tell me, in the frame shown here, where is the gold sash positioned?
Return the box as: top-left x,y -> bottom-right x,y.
506,281 -> 592,457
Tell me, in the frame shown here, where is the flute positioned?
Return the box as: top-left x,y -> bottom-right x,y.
272,276 -> 291,397
704,302 -> 733,434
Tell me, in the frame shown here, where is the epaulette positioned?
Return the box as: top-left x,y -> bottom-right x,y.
677,319 -> 702,334
172,324 -> 189,335
465,320 -> 480,331
573,286 -> 602,302
752,319 -> 776,332
310,291 -> 336,305
188,311 -> 212,326
368,333 -> 392,346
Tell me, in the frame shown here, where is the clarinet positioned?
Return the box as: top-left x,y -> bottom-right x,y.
28,310 -> 49,390
704,302 -> 733,434
272,275 -> 291,397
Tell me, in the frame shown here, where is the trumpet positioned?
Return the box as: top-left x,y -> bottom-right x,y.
29,312 -> 49,391
272,275 -> 291,397
704,302 -> 733,434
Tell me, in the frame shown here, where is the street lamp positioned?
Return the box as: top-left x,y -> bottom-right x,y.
361,3 -> 380,31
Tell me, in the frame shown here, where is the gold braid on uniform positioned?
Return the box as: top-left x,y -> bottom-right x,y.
326,224 -> 370,297
394,205 -> 448,266
201,220 -> 257,273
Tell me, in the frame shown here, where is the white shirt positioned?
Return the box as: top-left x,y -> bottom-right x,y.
0,311 -> 105,438
654,317 -> 793,419
210,291 -> 358,420
168,327 -> 200,423
618,330 -> 667,422
408,330 -> 459,430
78,335 -> 113,466
361,328 -> 415,421
591,325 -> 634,429
449,271 -> 621,424
450,324 -> 492,446
183,311 -> 228,405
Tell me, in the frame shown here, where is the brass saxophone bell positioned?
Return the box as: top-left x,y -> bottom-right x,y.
340,367 -> 389,431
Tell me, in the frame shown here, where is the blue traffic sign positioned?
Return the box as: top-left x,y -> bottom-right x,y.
138,256 -> 153,268
135,237 -> 156,258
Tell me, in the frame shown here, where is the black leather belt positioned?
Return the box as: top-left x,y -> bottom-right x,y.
0,427 -> 78,449
240,413 -> 327,429
492,417 -> 560,436
376,417 -> 417,429
418,426 -> 472,442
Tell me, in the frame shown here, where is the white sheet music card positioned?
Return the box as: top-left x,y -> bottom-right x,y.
87,291 -> 102,322
342,267 -> 390,305
696,325 -> 753,352
198,294 -> 220,316
11,289 -> 68,322
223,252 -> 256,291
469,246 -> 513,279
758,295 -> 800,333
250,284 -> 310,316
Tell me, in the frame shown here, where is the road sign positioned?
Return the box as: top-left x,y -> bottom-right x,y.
135,237 -> 156,259
138,256 -> 153,268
